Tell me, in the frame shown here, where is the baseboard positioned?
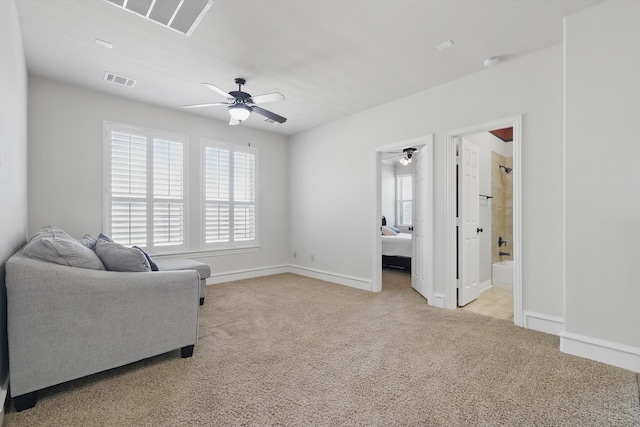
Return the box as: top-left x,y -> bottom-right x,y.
523,311 -> 564,336
206,265 -> 372,292
432,293 -> 446,309
560,331 -> 640,373
207,265 -> 289,285
479,280 -> 492,292
288,265 -> 372,291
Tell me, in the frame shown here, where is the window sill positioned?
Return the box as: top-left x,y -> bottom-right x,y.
151,246 -> 259,260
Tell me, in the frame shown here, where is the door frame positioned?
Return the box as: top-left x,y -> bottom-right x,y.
445,116 -> 523,326
372,135 -> 433,295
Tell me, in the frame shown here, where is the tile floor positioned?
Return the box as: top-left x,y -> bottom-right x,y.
460,286 -> 514,321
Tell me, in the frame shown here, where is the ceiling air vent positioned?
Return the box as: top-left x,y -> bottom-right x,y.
105,0 -> 213,36
104,72 -> 137,88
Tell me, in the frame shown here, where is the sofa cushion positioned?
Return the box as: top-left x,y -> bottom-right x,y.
96,239 -> 151,272
155,258 -> 211,280
23,237 -> 106,270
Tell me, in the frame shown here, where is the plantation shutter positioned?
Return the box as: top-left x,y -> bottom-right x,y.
398,174 -> 413,226
110,131 -> 147,246
107,124 -> 186,253
153,139 -> 184,246
204,141 -> 257,247
233,151 -> 256,241
205,146 -> 230,243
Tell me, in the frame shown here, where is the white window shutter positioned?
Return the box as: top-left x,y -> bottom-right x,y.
203,142 -> 257,247
107,125 -> 186,253
110,132 -> 147,246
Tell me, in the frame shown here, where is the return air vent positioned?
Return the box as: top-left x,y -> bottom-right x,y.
104,72 -> 137,88
105,0 -> 213,36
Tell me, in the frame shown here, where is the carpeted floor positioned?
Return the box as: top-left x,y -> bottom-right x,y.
4,270 -> 640,426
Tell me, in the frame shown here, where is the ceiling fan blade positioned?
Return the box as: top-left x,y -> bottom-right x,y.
249,92 -> 285,104
229,117 -> 241,126
202,82 -> 233,99
182,102 -> 230,109
252,106 -> 287,124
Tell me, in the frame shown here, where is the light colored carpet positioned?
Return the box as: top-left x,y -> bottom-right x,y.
4,270 -> 640,426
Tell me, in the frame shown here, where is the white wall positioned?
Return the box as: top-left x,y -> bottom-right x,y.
563,0 -> 640,370
28,77 -> 290,279
290,44 -> 564,321
0,0 -> 29,414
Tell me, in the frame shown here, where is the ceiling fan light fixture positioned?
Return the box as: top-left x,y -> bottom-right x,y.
228,104 -> 251,121
399,147 -> 417,165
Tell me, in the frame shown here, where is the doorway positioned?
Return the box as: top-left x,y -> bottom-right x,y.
446,116 -> 523,326
372,136 -> 433,298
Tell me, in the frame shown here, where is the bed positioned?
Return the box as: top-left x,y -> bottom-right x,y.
381,222 -> 412,271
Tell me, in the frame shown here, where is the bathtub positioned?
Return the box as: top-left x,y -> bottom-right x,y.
492,260 -> 514,288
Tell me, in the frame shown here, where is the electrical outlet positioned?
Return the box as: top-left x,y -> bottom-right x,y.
310,254 -> 315,262
293,251 -> 297,259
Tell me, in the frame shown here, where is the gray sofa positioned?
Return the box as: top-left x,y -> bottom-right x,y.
5,227 -> 201,411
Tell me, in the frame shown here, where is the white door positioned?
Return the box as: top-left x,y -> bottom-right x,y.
411,147 -> 430,300
458,138 -> 480,306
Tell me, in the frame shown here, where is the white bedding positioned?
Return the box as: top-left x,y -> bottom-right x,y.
381,233 -> 412,257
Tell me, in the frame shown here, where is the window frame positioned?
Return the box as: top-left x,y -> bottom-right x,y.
103,121 -> 188,255
396,173 -> 413,227
201,139 -> 259,251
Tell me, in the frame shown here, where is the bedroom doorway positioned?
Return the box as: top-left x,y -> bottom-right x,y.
446,116 -> 523,326
373,136 -> 433,300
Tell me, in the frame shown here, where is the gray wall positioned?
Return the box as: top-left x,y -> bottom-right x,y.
564,1 -> 640,357
290,43 -> 564,320
27,76 -> 290,279
0,0 -> 29,408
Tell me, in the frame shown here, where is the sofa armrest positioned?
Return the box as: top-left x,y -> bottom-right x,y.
6,254 -> 200,397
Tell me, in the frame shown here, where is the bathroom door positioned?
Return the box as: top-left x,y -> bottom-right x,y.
458,138 -> 480,306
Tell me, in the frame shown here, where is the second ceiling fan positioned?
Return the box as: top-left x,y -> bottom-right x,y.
183,78 -> 287,125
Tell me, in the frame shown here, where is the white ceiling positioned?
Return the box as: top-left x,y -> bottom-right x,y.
15,0 -> 602,136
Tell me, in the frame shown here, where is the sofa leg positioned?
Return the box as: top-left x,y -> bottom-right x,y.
199,297 -> 204,306
181,345 -> 195,358
14,391 -> 37,412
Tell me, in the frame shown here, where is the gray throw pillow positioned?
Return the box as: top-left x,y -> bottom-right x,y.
23,237 -> 106,270
96,239 -> 151,272
78,234 -> 98,252
28,225 -> 75,243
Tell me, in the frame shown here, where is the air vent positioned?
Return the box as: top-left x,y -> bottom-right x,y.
104,72 -> 137,88
105,0 -> 213,36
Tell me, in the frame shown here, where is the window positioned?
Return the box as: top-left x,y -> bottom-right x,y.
203,140 -> 257,248
105,122 -> 186,253
397,174 -> 413,226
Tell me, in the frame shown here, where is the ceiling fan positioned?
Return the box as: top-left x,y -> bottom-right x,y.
183,78 -> 287,126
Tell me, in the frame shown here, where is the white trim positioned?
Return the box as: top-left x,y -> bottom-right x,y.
479,279 -> 492,293
524,311 -> 564,336
445,116 -> 523,328
207,265 -> 289,285
433,293 -> 446,308
204,264 -> 373,291
560,332 -> 640,373
289,265 -> 373,292
153,246 -> 259,260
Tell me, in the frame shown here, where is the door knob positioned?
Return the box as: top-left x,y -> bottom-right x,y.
477,227 -> 483,233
